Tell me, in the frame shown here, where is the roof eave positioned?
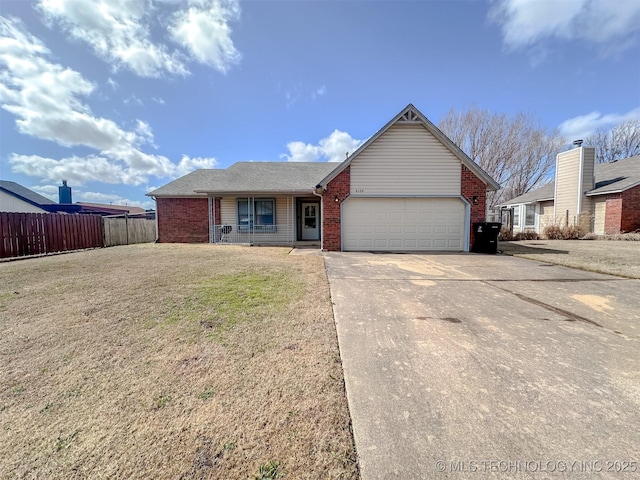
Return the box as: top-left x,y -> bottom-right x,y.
499,197 -> 553,206
193,189 -> 315,195
0,186 -> 49,208
586,180 -> 640,196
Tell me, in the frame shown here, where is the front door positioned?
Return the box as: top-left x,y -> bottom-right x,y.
301,203 -> 319,240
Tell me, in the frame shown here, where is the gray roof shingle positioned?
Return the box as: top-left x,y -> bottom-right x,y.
0,180 -> 56,206
148,162 -> 338,196
502,155 -> 640,205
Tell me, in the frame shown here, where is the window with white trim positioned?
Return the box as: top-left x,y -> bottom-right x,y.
237,198 -> 276,232
525,204 -> 536,227
513,206 -> 520,226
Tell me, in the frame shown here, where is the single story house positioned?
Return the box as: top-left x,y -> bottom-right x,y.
148,104 -> 500,251
501,147 -> 640,235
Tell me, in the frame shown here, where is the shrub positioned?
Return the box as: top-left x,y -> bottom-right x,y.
499,227 -> 513,241
543,224 -> 585,240
563,225 -> 585,239
514,231 -> 539,240
543,225 -> 562,239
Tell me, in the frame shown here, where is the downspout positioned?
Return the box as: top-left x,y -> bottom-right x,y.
152,196 -> 159,242
577,146 -> 584,220
207,196 -> 214,243
312,185 -> 323,250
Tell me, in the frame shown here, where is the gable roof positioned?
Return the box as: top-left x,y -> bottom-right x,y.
148,162 -> 337,197
318,103 -> 501,191
502,155 -> 640,205
0,180 -> 56,207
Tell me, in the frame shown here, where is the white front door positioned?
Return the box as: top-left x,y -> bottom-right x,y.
301,203 -> 319,240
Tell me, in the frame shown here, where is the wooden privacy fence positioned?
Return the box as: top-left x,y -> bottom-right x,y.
103,217 -> 156,247
0,213 -> 157,259
1,212 -> 104,258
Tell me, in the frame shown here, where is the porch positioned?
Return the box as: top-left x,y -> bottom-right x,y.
207,195 -> 322,246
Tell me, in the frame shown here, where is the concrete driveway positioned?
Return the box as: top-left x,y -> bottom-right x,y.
325,252 -> 640,479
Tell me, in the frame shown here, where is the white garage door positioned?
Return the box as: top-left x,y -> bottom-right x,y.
342,197 -> 466,251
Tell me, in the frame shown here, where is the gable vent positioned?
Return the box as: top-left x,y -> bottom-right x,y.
398,108 -> 422,123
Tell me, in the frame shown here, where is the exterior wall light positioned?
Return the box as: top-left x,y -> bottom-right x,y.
472,196 -> 479,205
334,196 -> 340,203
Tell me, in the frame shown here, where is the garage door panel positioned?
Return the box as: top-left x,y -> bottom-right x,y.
343,198 -> 465,251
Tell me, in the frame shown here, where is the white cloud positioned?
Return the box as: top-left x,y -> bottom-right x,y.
558,107 -> 640,140
36,0 -> 241,78
37,0 -> 188,78
282,130 -> 363,163
175,155 -> 218,176
124,94 -> 144,107
490,0 -> 640,54
73,190 -> 153,209
9,154 -> 149,186
152,97 -> 165,105
1,17 -> 211,186
169,0 -> 241,73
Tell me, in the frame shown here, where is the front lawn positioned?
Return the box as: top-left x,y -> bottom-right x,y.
499,239 -> 640,279
0,244 -> 358,479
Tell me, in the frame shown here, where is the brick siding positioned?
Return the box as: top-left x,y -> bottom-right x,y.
322,167 -> 350,251
157,197 -> 210,243
621,184 -> 640,232
461,165 -> 488,248
604,194 -> 622,234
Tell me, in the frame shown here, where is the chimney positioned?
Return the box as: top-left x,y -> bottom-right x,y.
59,180 -> 72,204
554,143 -> 595,228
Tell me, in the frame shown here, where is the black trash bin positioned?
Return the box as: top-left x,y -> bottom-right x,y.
472,222 -> 502,254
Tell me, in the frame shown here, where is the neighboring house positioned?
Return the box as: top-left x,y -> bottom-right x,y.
0,180 -> 57,213
76,202 -> 150,217
501,147 -> 640,235
148,104 -> 500,251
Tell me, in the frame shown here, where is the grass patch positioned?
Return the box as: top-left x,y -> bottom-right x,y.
255,461 -> 284,479
197,387 -> 215,400
169,271 -> 301,342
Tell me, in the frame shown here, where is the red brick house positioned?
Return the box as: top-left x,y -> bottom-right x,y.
148,104 -> 500,251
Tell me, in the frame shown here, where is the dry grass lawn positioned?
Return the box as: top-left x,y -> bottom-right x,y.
499,240 -> 640,279
0,244 -> 358,479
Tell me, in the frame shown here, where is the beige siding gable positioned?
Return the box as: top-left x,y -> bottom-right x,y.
350,124 -> 462,195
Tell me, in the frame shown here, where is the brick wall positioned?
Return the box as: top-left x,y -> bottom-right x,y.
156,197 -> 209,243
621,184 -> 640,232
322,167 -> 350,251
461,165 -> 488,248
604,194 -> 622,234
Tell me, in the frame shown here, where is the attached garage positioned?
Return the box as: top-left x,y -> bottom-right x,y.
319,104 -> 501,252
342,197 -> 466,251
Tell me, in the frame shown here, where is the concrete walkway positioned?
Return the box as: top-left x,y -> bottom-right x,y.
325,252 -> 640,479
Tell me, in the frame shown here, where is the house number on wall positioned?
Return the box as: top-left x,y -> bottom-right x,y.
354,189 -> 365,193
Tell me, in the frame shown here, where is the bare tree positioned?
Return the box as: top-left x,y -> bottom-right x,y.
585,119 -> 640,163
438,106 -> 565,208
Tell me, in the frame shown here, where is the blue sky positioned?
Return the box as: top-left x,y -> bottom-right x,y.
1,0 -> 639,209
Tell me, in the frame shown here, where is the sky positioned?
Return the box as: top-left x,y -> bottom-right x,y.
1,0 -> 639,210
